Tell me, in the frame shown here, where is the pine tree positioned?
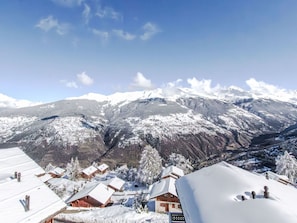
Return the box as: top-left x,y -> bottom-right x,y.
137,145 -> 162,186
167,152 -> 193,174
66,157 -> 81,181
275,151 -> 297,183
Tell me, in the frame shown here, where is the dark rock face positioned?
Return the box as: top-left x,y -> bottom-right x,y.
1,95 -> 297,168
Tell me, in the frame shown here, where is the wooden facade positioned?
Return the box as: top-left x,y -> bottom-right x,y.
70,196 -> 112,208
98,164 -> 109,174
81,169 -> 99,180
155,193 -> 181,213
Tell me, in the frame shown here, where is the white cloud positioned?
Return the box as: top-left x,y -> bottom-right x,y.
36,15 -> 70,35
51,0 -> 84,7
161,79 -> 184,97
113,29 -> 136,41
0,93 -> 41,108
82,3 -> 91,24
96,5 -> 122,20
92,29 -> 109,42
246,78 -> 286,96
140,22 -> 160,40
131,72 -> 153,89
187,78 -> 220,93
60,80 -> 78,88
166,79 -> 183,88
77,72 -> 94,86
35,15 -> 58,32
66,81 -> 79,88
56,23 -> 71,35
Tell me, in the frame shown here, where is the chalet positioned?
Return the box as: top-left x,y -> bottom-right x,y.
108,177 -> 125,192
98,163 -> 109,174
67,182 -> 115,208
175,161 -> 297,223
0,147 -> 66,223
81,165 -> 99,179
264,171 -> 293,185
49,167 -> 66,178
149,177 -> 182,213
161,165 -> 184,180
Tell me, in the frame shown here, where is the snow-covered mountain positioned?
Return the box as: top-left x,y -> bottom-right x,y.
1,86 -> 297,168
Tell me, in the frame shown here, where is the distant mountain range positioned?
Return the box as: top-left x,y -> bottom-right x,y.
1,86 -> 297,168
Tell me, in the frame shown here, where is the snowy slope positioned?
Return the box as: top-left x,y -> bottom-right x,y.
176,162 -> 297,223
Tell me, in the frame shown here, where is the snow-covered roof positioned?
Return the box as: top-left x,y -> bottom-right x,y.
150,177 -> 177,199
38,173 -> 53,183
82,165 -> 98,176
0,147 -> 45,179
67,182 -> 115,205
175,161 -> 297,223
49,167 -> 66,176
161,165 -> 184,179
98,163 -> 109,172
0,147 -> 66,222
108,177 -> 125,191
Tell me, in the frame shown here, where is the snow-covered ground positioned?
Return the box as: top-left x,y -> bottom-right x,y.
55,206 -> 168,223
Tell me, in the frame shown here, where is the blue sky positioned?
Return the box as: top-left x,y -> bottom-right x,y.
1,0 -> 297,102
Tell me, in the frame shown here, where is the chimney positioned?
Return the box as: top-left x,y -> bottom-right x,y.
14,171 -> 18,179
264,186 -> 269,199
25,195 -> 30,211
251,191 -> 256,199
17,172 -> 21,182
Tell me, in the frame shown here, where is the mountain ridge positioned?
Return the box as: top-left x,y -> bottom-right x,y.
1,86 -> 297,169
2,80 -> 297,109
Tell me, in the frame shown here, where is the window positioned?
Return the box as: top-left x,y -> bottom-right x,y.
172,204 -> 175,208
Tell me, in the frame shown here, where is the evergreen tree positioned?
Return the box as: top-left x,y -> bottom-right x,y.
167,152 -> 193,174
275,151 -> 297,183
66,157 -> 81,181
137,145 -> 162,185
115,165 -> 138,182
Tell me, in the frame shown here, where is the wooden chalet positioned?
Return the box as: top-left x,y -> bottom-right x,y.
67,182 -> 115,208
161,165 -> 184,180
97,163 -> 109,174
108,177 -> 125,192
81,165 -> 99,179
149,177 -> 182,213
49,167 -> 66,178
